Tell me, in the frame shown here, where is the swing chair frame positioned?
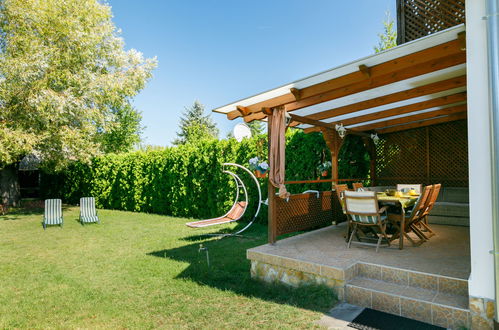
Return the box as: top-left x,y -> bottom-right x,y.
185,163 -> 263,237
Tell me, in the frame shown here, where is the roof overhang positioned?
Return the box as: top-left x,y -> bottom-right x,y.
212,24 -> 467,134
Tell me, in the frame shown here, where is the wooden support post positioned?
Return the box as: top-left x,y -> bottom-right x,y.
321,128 -> 343,187
267,112 -> 277,244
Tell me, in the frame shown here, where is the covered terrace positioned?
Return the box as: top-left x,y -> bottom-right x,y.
213,24 -> 471,328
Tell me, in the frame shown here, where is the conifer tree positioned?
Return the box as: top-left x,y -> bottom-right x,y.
173,101 -> 219,145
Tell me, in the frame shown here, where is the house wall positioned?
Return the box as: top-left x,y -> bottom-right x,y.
466,0 -> 495,304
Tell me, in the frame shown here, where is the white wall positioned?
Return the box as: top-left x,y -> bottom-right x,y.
466,0 -> 495,299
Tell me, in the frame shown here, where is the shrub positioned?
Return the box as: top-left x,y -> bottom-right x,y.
41,130 -> 368,222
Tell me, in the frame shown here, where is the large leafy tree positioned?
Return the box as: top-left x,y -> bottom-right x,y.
173,101 -> 219,145
0,0 -> 156,204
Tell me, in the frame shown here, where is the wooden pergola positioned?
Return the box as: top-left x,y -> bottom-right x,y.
213,24 -> 467,243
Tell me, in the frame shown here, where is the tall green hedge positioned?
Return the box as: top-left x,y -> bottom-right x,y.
40,130 -> 369,222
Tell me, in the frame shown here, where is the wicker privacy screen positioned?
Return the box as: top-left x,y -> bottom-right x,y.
375,120 -> 468,187
397,0 -> 465,44
273,191 -> 345,237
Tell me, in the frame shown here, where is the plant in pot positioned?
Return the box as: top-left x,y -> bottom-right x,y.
249,157 -> 269,178
318,161 -> 332,177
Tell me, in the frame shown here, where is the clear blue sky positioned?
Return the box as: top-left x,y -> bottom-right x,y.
108,0 -> 396,146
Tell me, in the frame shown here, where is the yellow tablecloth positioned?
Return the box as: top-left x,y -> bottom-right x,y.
376,192 -> 419,209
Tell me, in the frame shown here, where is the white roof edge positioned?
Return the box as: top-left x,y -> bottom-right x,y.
212,24 -> 466,115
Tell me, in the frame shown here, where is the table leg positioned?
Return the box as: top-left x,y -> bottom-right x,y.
399,204 -> 405,250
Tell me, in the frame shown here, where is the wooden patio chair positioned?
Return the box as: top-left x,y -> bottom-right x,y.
352,182 -> 364,191
344,191 -> 390,252
334,184 -> 350,213
43,199 -> 63,229
80,197 -> 100,225
388,185 -> 432,246
417,183 -> 441,237
396,184 -> 423,194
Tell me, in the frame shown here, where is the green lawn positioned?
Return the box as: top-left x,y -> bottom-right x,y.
0,207 -> 336,329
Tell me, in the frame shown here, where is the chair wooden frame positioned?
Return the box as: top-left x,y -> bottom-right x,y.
352,182 -> 364,191
418,183 -> 441,237
334,184 -> 350,202
388,185 -> 432,246
344,191 -> 390,252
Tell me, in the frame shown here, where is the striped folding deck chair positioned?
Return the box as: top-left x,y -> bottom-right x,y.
43,199 -> 63,229
79,197 -> 100,225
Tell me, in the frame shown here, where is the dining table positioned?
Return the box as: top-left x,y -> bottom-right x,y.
376,192 -> 420,250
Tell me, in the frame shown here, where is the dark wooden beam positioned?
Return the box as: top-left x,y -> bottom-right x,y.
376,111 -> 467,134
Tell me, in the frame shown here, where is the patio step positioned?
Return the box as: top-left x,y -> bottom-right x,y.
355,262 -> 468,296
345,264 -> 471,329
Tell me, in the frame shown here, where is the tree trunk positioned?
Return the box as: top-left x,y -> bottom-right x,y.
1,164 -> 20,206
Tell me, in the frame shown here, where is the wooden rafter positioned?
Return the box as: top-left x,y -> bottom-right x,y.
376,111 -> 467,134
288,113 -> 329,129
236,106 -> 250,116
226,38 -> 465,121
227,39 -> 466,120
226,93 -> 294,120
358,64 -> 371,78
290,88 -> 301,100
301,75 -> 467,129
300,90 -> 466,132
351,104 -> 467,131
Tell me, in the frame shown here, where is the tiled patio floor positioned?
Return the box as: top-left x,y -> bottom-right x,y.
248,222 -> 470,279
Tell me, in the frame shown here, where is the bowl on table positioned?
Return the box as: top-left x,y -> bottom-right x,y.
408,189 -> 419,196
385,189 -> 397,196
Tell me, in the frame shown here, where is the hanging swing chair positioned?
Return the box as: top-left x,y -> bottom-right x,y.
185,163 -> 263,236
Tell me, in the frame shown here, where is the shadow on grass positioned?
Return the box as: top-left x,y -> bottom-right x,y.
0,205 -> 72,221
147,225 -> 336,313
180,222 -> 263,242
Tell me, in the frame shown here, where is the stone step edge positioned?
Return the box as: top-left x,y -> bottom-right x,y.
355,260 -> 469,296
356,261 -> 468,282
346,279 -> 469,312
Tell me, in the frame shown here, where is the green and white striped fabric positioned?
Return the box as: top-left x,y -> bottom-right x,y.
350,214 -> 387,224
80,197 -> 99,224
43,199 -> 63,228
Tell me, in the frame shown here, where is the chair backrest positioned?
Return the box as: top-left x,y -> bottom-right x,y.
44,199 -> 62,224
344,191 -> 380,224
407,185 -> 432,222
396,184 -> 422,194
80,197 -> 97,217
423,183 -> 441,216
334,184 -> 349,200
352,182 -> 364,191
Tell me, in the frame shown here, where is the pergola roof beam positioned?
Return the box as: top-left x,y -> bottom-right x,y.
299,91 -> 466,132
351,104 -> 467,131
291,74 -> 466,125
224,33 -> 465,121
243,52 -> 465,123
376,111 -> 468,134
